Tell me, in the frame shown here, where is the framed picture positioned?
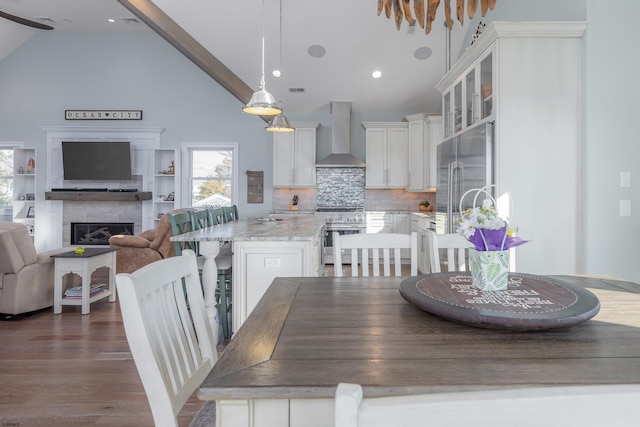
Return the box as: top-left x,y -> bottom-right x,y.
26,206 -> 35,218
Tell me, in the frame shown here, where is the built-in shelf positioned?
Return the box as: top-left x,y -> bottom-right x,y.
45,191 -> 152,202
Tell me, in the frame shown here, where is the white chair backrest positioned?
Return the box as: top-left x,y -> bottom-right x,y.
426,229 -> 474,273
335,382 -> 640,427
116,250 -> 218,427
333,232 -> 417,277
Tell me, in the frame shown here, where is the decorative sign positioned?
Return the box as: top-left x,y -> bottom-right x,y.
65,110 -> 143,120
246,170 -> 264,204
399,272 -> 601,331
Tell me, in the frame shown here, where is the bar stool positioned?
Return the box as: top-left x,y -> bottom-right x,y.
187,209 -> 233,340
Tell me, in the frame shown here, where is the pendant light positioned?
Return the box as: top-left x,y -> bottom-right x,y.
266,0 -> 295,132
266,108 -> 294,132
243,0 -> 281,116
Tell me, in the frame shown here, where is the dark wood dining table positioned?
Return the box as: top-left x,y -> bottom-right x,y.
199,274 -> 640,427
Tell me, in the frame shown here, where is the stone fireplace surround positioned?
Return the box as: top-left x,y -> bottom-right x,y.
42,126 -> 163,251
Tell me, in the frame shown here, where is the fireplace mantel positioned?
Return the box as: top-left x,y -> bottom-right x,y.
45,191 -> 152,202
41,126 -> 164,251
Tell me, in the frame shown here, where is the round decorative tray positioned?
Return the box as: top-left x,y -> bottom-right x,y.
399,272 -> 600,331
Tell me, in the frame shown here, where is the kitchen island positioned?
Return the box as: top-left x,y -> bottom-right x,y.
171,216 -> 325,334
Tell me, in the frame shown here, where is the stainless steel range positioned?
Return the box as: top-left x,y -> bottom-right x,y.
315,207 -> 366,264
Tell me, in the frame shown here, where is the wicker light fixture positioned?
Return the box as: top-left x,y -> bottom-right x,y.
377,0 -> 497,35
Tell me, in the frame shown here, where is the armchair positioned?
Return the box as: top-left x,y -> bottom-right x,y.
108,208 -> 196,274
0,222 -> 72,316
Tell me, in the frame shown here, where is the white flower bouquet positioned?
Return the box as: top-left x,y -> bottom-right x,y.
457,186 -> 528,291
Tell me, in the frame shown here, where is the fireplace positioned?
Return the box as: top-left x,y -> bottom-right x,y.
71,222 -> 134,246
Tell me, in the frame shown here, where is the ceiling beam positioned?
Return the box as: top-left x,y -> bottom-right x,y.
117,0 -> 254,106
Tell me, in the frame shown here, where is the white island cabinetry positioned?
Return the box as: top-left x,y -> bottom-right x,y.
233,230 -> 323,330
171,216 -> 326,334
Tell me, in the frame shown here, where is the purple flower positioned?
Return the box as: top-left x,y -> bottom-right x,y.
468,227 -> 529,251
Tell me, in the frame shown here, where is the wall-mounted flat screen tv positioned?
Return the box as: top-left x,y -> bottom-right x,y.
62,141 -> 132,181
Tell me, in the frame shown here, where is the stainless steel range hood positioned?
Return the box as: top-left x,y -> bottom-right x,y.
316,101 -> 365,167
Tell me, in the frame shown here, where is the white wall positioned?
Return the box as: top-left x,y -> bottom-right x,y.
583,0 -> 640,283
459,0 -> 639,282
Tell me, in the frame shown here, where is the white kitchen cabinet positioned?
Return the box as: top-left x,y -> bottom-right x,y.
367,212 -> 412,259
394,213 -> 411,258
366,211 -> 393,233
442,48 -> 493,138
152,148 -> 178,223
435,22 -> 586,275
272,121 -> 319,188
362,122 -> 408,188
12,148 -> 36,239
405,114 -> 443,191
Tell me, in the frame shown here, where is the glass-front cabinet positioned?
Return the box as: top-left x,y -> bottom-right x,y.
465,67 -> 476,127
453,81 -> 463,134
443,91 -> 452,138
441,49 -> 493,137
480,53 -> 493,119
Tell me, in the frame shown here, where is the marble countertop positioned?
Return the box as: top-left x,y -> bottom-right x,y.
170,216 -> 326,242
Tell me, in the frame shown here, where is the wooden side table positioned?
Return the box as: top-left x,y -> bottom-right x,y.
52,248 -> 118,314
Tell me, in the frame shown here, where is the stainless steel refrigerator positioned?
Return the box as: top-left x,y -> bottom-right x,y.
435,122 -> 494,234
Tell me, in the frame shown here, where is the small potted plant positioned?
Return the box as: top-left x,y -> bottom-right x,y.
418,201 -> 432,212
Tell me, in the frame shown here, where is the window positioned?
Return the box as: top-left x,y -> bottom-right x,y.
183,144 -> 238,208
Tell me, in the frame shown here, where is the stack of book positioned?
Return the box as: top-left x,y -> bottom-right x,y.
64,283 -> 104,299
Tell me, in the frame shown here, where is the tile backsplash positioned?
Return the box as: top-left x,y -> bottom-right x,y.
365,189 -> 435,211
272,186 -> 436,212
316,167 -> 365,207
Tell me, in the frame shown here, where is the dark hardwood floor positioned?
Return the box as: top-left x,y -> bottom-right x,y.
0,264 -> 410,426
0,299 -> 208,427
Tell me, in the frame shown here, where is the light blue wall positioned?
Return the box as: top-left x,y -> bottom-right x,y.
0,31 -> 408,220
0,31 -> 273,219
583,0 -> 640,282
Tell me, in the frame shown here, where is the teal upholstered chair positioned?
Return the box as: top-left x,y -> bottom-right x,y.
222,205 -> 239,222
208,207 -> 226,225
190,209 -> 211,231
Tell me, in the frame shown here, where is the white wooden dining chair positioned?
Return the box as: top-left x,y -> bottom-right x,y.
333,231 -> 417,277
425,229 -> 474,273
116,249 -> 218,427
335,382 -> 640,427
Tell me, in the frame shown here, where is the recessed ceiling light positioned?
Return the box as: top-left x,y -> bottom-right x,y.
108,18 -> 116,23
372,70 -> 382,79
414,46 -> 433,60
272,70 -> 282,78
307,45 -> 326,58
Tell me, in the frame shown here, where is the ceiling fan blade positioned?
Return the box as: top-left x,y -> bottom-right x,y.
0,10 -> 54,30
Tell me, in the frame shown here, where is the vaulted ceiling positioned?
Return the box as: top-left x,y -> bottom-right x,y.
0,0 -> 585,116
